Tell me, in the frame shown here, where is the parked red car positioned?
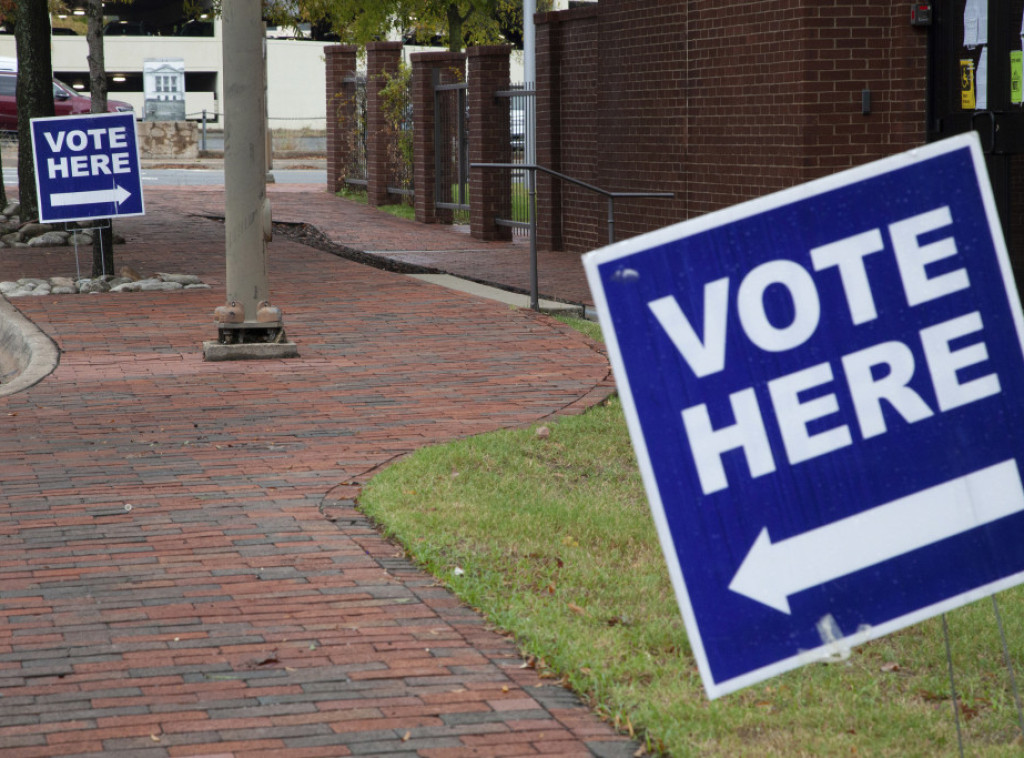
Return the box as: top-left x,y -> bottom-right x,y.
0,71 -> 133,132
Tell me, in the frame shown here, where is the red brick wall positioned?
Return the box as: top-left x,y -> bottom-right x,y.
536,6 -> 601,251
468,46 -> 513,241
536,0 -> 930,254
594,0 -> 686,243
366,41 -> 403,207
325,45 -> 358,194
411,51 -> 466,225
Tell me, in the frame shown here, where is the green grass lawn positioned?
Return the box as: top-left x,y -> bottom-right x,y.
357,320 -> 1024,756
336,185 -> 414,220
338,182 -> 530,224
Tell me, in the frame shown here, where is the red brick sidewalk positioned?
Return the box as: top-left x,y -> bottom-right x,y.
0,188 -> 637,757
160,184 -> 595,307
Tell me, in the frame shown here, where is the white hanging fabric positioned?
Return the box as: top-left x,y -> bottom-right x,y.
963,0 -> 988,48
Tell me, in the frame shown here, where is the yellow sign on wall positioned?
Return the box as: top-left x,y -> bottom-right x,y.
961,59 -> 976,110
1012,51 -> 1023,104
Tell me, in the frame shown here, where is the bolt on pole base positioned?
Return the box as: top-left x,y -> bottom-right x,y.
203,303 -> 297,361
214,322 -> 289,345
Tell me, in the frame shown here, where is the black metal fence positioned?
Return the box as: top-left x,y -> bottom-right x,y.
434,73 -> 469,224
345,74 -> 367,187
385,85 -> 414,199
494,85 -> 535,237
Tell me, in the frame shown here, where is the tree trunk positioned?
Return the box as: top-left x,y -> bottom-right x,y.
86,0 -> 114,278
447,3 -> 464,52
15,0 -> 54,223
87,1 -> 108,115
0,131 -> 7,210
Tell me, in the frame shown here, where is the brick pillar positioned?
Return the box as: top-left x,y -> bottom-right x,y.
535,13 -> 562,251
411,51 -> 466,225
366,41 -> 403,207
325,44 -> 358,194
467,46 -> 512,242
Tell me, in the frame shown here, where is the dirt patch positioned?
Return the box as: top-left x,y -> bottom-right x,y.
269,219 -> 439,276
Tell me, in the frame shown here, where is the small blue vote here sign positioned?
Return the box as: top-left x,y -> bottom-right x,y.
583,133 -> 1024,699
31,111 -> 144,224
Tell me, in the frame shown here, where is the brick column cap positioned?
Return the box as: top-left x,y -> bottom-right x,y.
410,51 -> 467,64
536,6 -> 599,25
366,40 -> 404,53
467,44 -> 511,58
325,43 -> 359,54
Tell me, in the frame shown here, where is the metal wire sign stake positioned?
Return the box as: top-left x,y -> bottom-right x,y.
69,219 -> 111,282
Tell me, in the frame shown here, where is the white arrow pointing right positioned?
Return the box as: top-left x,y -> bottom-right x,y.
51,184 -> 132,208
728,458 -> 1024,614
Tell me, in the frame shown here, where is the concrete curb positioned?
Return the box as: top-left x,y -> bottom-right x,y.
407,273 -> 584,315
0,295 -> 59,397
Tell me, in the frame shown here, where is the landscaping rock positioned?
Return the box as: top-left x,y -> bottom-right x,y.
0,213 -> 126,249
19,223 -> 53,237
68,232 -> 93,246
138,280 -> 184,292
0,272 -> 207,297
76,279 -> 111,294
156,273 -> 202,285
28,232 -> 70,247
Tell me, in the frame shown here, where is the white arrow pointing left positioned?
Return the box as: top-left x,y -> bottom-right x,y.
729,458 -> 1024,614
51,185 -> 132,208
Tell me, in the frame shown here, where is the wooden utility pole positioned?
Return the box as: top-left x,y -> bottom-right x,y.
204,0 -> 296,360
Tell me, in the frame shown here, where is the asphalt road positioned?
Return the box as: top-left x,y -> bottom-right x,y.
141,167 -> 327,186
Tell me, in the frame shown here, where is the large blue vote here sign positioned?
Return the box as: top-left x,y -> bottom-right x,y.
583,133 -> 1024,699
30,111 -> 144,224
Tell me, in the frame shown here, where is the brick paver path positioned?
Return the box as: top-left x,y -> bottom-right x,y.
0,188 -> 636,756
172,185 -> 595,307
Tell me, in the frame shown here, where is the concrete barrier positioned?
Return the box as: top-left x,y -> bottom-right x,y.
136,120 -> 200,159
0,297 -> 59,397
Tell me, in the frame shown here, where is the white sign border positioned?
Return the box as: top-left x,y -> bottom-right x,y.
30,110 -> 145,225
583,132 -> 1024,699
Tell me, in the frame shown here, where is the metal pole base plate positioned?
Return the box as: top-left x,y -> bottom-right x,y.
202,339 -> 299,361
203,323 -> 298,361
215,323 -> 288,345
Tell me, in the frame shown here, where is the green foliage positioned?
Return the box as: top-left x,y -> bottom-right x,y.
331,70 -> 366,186
378,61 -> 413,197
379,62 -> 410,127
194,0 -> 553,49
336,185 -> 415,220
271,0 -> 550,51
358,318 -> 1024,757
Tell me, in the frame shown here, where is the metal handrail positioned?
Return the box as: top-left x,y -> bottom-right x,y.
472,161 -> 674,309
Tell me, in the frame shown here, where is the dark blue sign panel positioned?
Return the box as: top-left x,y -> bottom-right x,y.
31,111 -> 144,224
583,133 -> 1024,698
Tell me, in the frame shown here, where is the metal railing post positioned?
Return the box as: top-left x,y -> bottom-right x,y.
458,86 -> 468,207
529,166 -> 539,310
471,162 -> 674,309
433,69 -> 442,207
